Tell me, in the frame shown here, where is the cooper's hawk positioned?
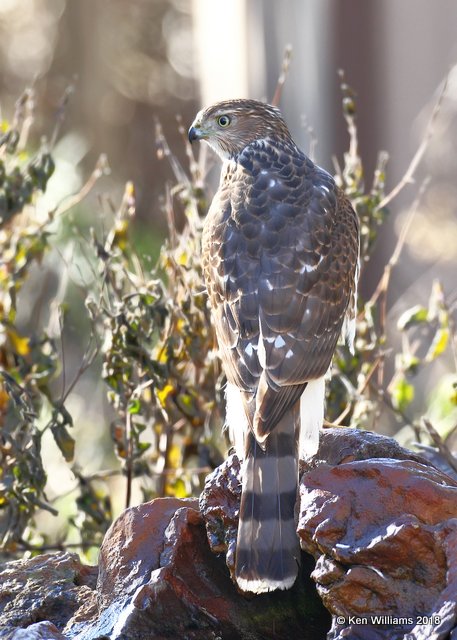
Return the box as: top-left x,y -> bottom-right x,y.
188,99 -> 359,594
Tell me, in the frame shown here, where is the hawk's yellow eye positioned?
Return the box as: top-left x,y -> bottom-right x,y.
217,115 -> 231,128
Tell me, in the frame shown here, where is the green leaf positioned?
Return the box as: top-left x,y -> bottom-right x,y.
397,305 -> 428,331
427,280 -> 445,321
396,353 -> 421,375
51,424 -> 75,462
451,382 -> 457,406
426,327 -> 449,362
128,398 -> 141,414
391,376 -> 415,412
176,392 -> 197,417
137,441 -> 151,453
49,405 -> 75,462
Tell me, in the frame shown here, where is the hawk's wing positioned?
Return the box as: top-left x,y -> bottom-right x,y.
202,144 -> 359,440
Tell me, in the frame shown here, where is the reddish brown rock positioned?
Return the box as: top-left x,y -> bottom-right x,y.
75,495 -> 328,639
302,426 -> 433,470
0,551 -> 97,637
199,453 -> 241,577
299,429 -> 457,639
3,427 -> 457,640
9,621 -> 68,639
97,496 -> 198,611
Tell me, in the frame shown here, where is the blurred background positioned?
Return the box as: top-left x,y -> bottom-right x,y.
0,0 -> 455,255
1,0 -> 456,291
1,0 -> 457,547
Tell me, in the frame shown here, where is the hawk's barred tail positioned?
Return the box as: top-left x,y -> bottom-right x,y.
235,407 -> 300,593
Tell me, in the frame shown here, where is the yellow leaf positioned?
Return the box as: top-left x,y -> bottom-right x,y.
426,327 -> 449,362
7,329 -> 30,356
178,252 -> 188,266
126,181 -> 135,199
0,266 -> 9,286
157,348 -> 169,364
172,478 -> 189,498
0,385 -> 9,410
167,443 -> 182,469
112,219 -> 129,251
14,245 -> 27,268
176,318 -> 186,332
157,383 -> 174,407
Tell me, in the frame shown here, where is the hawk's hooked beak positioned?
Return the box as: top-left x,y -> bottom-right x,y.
188,125 -> 203,143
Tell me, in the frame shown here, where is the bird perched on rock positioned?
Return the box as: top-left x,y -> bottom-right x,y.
188,99 -> 359,594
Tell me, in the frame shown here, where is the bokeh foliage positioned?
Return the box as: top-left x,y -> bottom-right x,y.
328,76 -> 457,444
0,91 -> 59,552
0,78 -> 456,559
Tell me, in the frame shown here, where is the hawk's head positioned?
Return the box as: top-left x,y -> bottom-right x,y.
188,99 -> 291,160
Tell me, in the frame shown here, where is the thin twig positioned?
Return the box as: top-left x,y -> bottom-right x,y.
18,539 -> 97,553
52,154 -> 110,218
165,182 -> 178,248
368,177 -> 430,309
368,379 -> 418,432
17,88 -> 35,151
50,81 -> 76,150
52,462 -> 211,502
59,309 -> 67,401
125,410 -> 133,509
367,178 -> 429,388
271,45 -> 292,107
333,352 -> 385,426
376,73 -> 449,211
154,116 -> 190,186
423,418 -> 457,474
444,422 -> 457,444
176,114 -> 201,187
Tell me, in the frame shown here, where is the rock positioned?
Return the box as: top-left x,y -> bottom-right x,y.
74,495 -> 328,640
97,497 -> 198,613
10,621 -> 67,639
199,453 -> 241,578
0,551 -> 97,638
302,426 -> 433,470
2,427 -> 457,640
408,522 -> 457,640
299,428 -> 457,639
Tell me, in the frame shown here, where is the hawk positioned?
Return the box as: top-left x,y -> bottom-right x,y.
188,99 -> 359,594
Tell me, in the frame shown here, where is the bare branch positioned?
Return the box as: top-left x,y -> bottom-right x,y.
154,116 -> 190,186
125,410 -> 133,509
423,418 -> 457,475
367,177 -> 430,309
271,45 -> 292,107
50,81 -> 76,150
165,182 -> 178,248
377,73 -> 449,210
52,154 -> 110,218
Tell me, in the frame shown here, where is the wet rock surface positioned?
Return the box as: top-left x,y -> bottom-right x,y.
8,621 -> 68,639
301,426 -> 434,469
1,427 -> 456,640
0,551 -> 97,638
299,428 -> 457,640
75,495 -> 327,640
